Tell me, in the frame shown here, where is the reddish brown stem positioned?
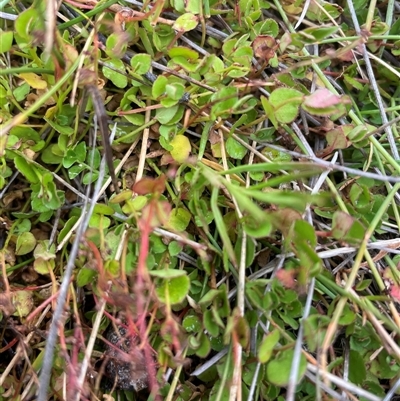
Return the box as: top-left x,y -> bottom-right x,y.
135,200 -> 159,394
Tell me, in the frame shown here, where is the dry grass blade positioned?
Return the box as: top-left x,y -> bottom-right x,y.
37,130 -> 109,401
86,85 -> 120,194
44,0 -> 57,61
0,304 -> 51,387
74,283 -> 110,401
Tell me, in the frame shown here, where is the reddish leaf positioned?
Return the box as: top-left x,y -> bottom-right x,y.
140,200 -> 171,230
252,35 -> 279,63
275,269 -> 297,289
269,208 -> 302,236
304,88 -> 343,108
133,176 -> 166,195
383,268 -> 395,281
324,126 -> 352,153
331,211 -> 354,238
389,285 -> 400,302
279,32 -> 292,53
325,48 -> 355,62
160,153 -> 175,166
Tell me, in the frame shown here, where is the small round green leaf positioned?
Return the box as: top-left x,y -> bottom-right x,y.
89,213 -> 111,229
109,190 -> 133,204
167,207 -> 191,231
105,33 -> 127,57
183,314 -> 202,333
226,137 -> 247,159
173,13 -> 199,32
102,59 -> 128,88
34,240 -> 56,260
14,219 -> 31,234
254,19 -> 279,37
262,146 -> 292,162
41,145 -> 64,164
131,53 -> 152,75
155,104 -> 180,124
13,83 -> 30,101
15,8 -> 40,40
242,215 -> 272,238
203,309 -> 220,337
33,258 -> 55,275
349,350 -> 367,384
77,267 -> 98,287
152,75 -> 168,98
168,47 -> 199,60
156,274 -> 190,304
168,240 -> 183,256
170,135 -> 191,163
165,82 -> 185,101
196,333 -> 211,358
16,232 -> 36,255
269,88 -> 303,124
266,349 -> 307,386
12,290 -> 34,317
93,204 -> 115,215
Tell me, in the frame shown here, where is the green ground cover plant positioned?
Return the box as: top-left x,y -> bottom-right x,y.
1,0 -> 400,400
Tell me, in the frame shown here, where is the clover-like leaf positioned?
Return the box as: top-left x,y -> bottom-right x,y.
266,349 -> 307,386
16,232 -> 36,255
34,258 -> 55,275
130,53 -> 152,75
173,13 -> 199,32
166,207 -> 191,231
77,267 -> 98,287
269,88 -> 303,124
183,314 -> 202,333
102,58 -> 128,88
325,126 -> 352,152
226,137 -> 247,159
12,290 -> 34,317
156,274 -> 190,305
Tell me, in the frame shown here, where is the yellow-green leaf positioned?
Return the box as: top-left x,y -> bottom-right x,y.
0,31 -> 13,53
173,13 -> 199,32
16,232 -> 36,255
258,330 -> 280,363
12,290 -> 34,317
166,207 -> 191,231
156,274 -> 190,304
170,135 -> 191,163
19,73 -> 47,89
